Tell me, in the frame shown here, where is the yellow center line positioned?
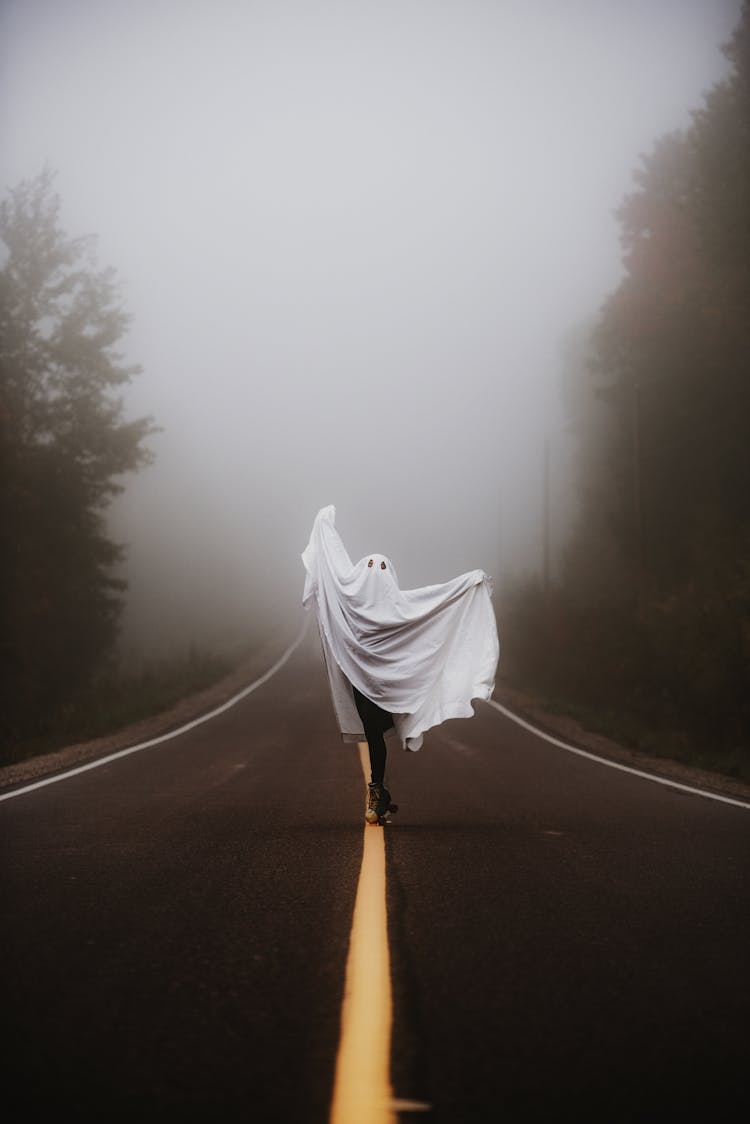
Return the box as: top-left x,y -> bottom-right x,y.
328,744 -> 396,1124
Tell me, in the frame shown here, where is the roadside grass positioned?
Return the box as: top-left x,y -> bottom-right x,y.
1,648 -> 236,769
499,674 -> 750,785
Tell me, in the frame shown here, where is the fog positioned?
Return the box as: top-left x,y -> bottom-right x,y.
1,0 -> 741,663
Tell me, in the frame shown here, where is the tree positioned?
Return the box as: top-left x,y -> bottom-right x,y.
593,5 -> 750,594
0,169 -> 157,748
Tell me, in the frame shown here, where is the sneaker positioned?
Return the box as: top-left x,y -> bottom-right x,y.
366,782 -> 396,825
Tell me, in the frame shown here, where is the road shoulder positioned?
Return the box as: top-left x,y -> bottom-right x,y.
492,680 -> 750,805
0,631 -> 299,792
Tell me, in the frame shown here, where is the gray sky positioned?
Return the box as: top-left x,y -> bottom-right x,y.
1,0 -> 741,660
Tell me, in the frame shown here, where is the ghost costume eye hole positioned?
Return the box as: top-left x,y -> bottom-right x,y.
368,558 -> 373,568
381,561 -> 386,570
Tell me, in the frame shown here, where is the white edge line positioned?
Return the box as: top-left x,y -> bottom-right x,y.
486,698 -> 750,811
0,620 -> 309,803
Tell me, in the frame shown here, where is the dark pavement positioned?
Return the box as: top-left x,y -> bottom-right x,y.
2,627 -> 748,1122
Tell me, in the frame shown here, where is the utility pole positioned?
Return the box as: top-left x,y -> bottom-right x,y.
632,382 -> 642,547
631,380 -> 644,617
543,435 -> 550,598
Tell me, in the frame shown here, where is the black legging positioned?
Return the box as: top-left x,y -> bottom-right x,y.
352,684 -> 393,786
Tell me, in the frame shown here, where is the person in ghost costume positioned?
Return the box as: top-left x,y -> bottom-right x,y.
301,505 -> 500,824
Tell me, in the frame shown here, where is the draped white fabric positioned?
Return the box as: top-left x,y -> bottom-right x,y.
302,505 -> 499,751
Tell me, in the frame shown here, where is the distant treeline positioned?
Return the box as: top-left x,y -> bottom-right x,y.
502,4 -> 749,778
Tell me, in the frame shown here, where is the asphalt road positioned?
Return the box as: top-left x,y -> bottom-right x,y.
2,628 -> 748,1123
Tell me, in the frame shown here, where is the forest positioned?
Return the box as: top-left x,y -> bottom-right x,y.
502,4 -> 749,779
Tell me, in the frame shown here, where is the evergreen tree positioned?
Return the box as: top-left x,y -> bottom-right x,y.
0,169 -> 157,747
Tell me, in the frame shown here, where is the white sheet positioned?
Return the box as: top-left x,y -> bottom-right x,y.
302,505 -> 499,751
